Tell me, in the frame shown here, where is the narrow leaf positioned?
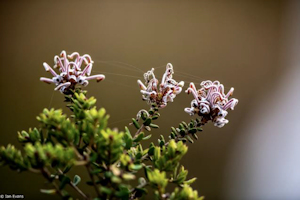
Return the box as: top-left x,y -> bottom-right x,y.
142,134 -> 152,140
40,189 -> 56,194
133,132 -> 144,143
143,118 -> 152,126
149,123 -> 159,129
132,118 -> 140,129
73,175 -> 81,186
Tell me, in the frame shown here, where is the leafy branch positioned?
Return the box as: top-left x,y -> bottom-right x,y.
0,51 -> 238,200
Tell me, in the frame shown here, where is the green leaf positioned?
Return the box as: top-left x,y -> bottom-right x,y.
188,128 -> 197,134
148,145 -> 155,156
40,189 -> 56,194
63,165 -> 73,174
149,123 -> 159,128
179,129 -> 186,136
151,115 -> 159,120
122,173 -> 136,180
91,168 -> 103,174
115,186 -> 130,198
159,139 -> 165,147
171,127 -> 177,134
184,177 -> 197,185
136,152 -> 143,160
142,134 -> 152,140
125,126 -> 132,139
148,110 -> 154,115
158,135 -> 165,147
124,126 -> 133,149
179,123 -> 185,130
186,135 -> 194,143
197,127 -> 203,131
100,187 -> 112,195
133,132 -> 144,143
160,135 -> 165,143
144,126 -> 151,132
132,118 -> 140,129
130,164 -> 143,171
192,133 -> 198,140
170,132 -> 176,139
72,175 -> 81,186
189,121 -> 194,128
59,175 -> 71,190
143,118 -> 152,126
89,152 -> 98,162
111,176 -> 122,184
141,111 -> 148,120
143,166 -> 151,179
182,121 -> 189,129
104,171 -> 113,178
61,190 -> 70,198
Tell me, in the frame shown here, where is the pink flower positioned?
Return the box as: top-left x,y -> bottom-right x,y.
40,50 -> 105,93
137,63 -> 184,108
185,81 -> 238,128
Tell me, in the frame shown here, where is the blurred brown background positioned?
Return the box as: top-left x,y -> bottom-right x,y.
0,0 -> 293,199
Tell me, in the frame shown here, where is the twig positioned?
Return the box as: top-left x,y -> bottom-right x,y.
86,165 -> 101,197
71,145 -> 84,161
57,169 -> 89,200
41,167 -> 64,197
29,168 -> 41,173
134,124 -> 145,138
70,182 -> 89,200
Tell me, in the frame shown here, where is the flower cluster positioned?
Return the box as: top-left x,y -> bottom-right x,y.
184,81 -> 238,128
137,63 -> 184,108
40,51 -> 105,93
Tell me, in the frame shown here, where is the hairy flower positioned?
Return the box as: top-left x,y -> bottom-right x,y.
40,50 -> 105,93
185,81 -> 238,128
137,63 -> 184,108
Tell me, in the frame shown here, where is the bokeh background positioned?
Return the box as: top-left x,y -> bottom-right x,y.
0,0 -> 299,200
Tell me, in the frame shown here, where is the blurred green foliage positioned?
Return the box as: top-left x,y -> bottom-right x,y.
0,89 -> 204,200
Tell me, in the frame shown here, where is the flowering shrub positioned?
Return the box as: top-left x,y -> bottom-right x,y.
0,51 -> 238,200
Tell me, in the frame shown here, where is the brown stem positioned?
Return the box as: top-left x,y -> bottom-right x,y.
41,167 -> 64,197
134,124 -> 145,138
77,131 -> 83,148
86,165 -> 101,197
70,182 -> 89,200
133,108 -> 158,138
57,169 -> 89,200
29,168 -> 41,173
71,145 -> 84,160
